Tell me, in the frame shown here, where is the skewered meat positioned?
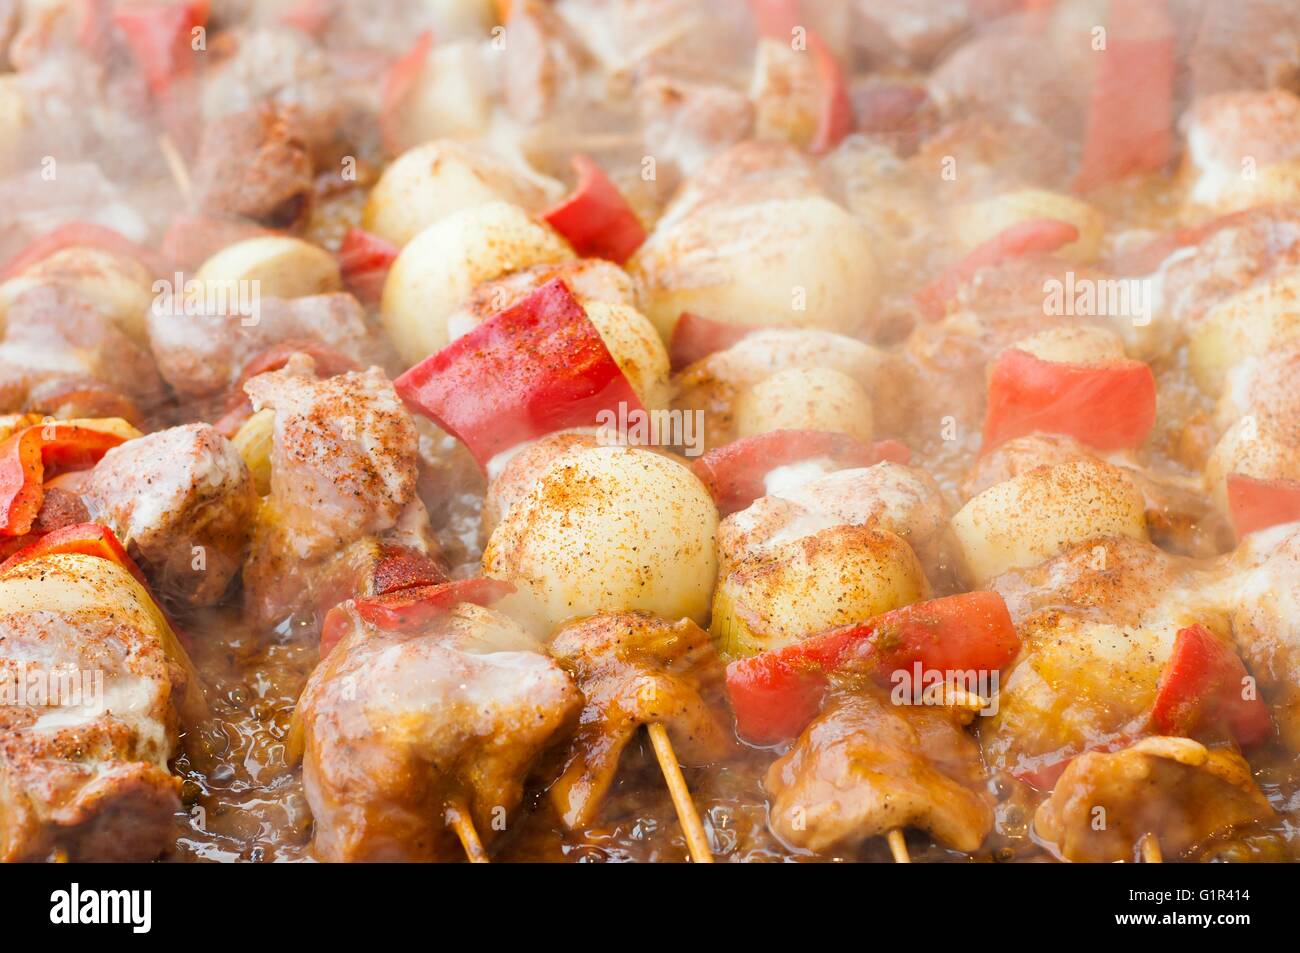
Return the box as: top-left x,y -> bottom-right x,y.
0,553 -> 201,861
637,74 -> 754,182
548,612 -> 733,829
241,359 -> 420,626
145,291 -> 390,402
766,687 -> 993,854
0,283 -> 163,414
191,104 -> 315,230
1034,736 -> 1274,862
81,424 -> 259,606
294,600 -> 580,862
1187,0 -> 1300,98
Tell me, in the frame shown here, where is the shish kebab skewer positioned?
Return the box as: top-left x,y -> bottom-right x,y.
395,278 -> 720,861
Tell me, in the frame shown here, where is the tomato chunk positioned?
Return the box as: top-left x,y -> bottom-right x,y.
394,279 -> 644,471
914,219 -> 1079,320
1226,474 -> 1300,539
0,522 -> 148,586
337,227 -> 399,306
1150,624 -> 1272,747
354,577 -> 516,631
541,156 -> 647,264
1072,0 -> 1175,192
0,424 -> 130,536
982,348 -> 1156,453
725,591 -> 1019,745
692,429 -> 911,516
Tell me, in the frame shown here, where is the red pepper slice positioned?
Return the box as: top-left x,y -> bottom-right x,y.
395,278 -> 644,471
806,30 -> 852,155
371,544 -> 448,596
982,348 -> 1156,453
668,312 -> 765,371
1072,0 -> 1175,192
541,156 -> 647,264
725,590 -> 1019,745
354,577 -> 516,631
691,429 -> 911,516
1150,623 -> 1272,747
747,0 -> 853,154
1226,473 -> 1300,539
337,227 -> 398,306
0,522 -> 148,586
113,0 -> 210,97
0,221 -> 159,280
0,424 -> 129,537
914,219 -> 1080,320
318,604 -> 354,658
379,29 -> 434,155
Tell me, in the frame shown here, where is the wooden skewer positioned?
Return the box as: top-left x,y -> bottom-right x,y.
445,798 -> 490,864
158,134 -> 193,202
1139,833 -> 1163,864
887,829 -> 911,864
646,721 -> 714,864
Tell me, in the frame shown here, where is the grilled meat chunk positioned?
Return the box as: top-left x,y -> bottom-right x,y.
1034,737 -> 1274,862
294,601 -> 580,862
548,612 -> 733,829
82,424 -> 259,606
766,688 -> 993,855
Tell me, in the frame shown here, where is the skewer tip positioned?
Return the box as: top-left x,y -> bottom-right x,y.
887,829 -> 911,864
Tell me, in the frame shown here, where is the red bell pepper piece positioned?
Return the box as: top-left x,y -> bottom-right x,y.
395,278 -> 644,471
691,429 -> 910,516
1072,0 -> 1175,192
914,219 -> 1079,320
318,604 -> 354,658
0,424 -> 129,537
668,312 -> 765,371
1150,623 -> 1272,747
982,348 -> 1156,453
541,156 -> 647,264
379,29 -> 434,155
748,0 -> 853,154
0,221 -> 159,280
725,591 -> 1019,745
1226,474 -> 1300,539
0,521 -> 148,586
113,0 -> 210,98
337,227 -> 398,306
806,30 -> 852,155
355,577 -> 516,631
371,544 -> 448,596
